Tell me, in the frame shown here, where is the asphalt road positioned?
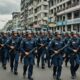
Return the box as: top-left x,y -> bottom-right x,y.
0,62 -> 80,80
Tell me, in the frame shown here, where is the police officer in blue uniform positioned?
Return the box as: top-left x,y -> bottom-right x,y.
47,31 -> 53,68
7,31 -> 20,75
21,31 -> 36,80
48,31 -> 65,80
68,32 -> 80,79
20,31 -> 26,63
0,32 -> 8,69
64,32 -> 71,67
37,31 -> 49,69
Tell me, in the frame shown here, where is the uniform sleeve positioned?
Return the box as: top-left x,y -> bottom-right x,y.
6,38 -> 12,47
68,40 -> 73,52
20,39 -> 26,54
48,40 -> 55,52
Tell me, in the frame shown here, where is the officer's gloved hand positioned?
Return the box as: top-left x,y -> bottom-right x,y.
35,50 -> 37,53
73,49 -> 77,53
10,46 -> 15,49
25,52 -> 29,56
40,44 -> 44,47
1,44 -> 4,47
54,51 -> 59,54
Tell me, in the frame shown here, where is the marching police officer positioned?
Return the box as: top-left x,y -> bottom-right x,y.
48,31 -> 65,80
21,31 -> 36,80
64,32 -> 71,67
68,32 -> 80,79
47,31 -> 53,68
0,31 -> 8,69
37,31 -> 49,69
7,31 -> 20,75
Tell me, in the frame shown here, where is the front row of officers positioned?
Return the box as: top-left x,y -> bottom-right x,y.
0,31 -> 80,80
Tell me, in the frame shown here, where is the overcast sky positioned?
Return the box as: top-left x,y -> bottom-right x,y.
0,0 -> 20,29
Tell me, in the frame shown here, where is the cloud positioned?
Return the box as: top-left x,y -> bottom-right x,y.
0,0 -> 20,29
0,15 -> 12,29
0,0 -> 20,14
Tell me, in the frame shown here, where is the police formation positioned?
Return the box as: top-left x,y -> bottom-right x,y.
0,30 -> 80,80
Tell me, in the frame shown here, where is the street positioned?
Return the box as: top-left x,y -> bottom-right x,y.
0,62 -> 80,80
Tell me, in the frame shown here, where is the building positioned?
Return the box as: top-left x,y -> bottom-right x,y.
49,0 -> 80,32
12,12 -> 21,29
21,0 -> 28,28
3,20 -> 13,31
21,0 -> 49,28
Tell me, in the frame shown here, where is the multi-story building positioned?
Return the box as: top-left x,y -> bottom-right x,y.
21,0 -> 49,28
12,12 -> 21,29
49,0 -> 80,32
21,0 -> 28,28
3,20 -> 13,31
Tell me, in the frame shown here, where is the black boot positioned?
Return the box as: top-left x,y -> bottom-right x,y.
42,66 -> 45,69
14,71 -> 18,75
23,65 -> 27,78
3,64 -> 6,70
28,77 -> 33,80
56,77 -> 61,80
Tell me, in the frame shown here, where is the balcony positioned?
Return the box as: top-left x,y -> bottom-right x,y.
57,4 -> 80,15
50,0 -> 70,10
66,2 -> 79,9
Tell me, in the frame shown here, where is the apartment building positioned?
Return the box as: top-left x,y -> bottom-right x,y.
12,12 -> 21,29
49,0 -> 80,32
21,0 -> 49,28
3,20 -> 13,31
21,0 -> 30,28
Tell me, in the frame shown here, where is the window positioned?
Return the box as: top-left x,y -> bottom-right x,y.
44,13 -> 48,17
44,5 -> 48,10
57,26 -> 59,30
73,24 -> 79,32
67,13 -> 72,19
67,25 -> 71,31
63,16 -> 65,21
74,10 -> 80,18
35,9 -> 37,13
50,9 -> 53,14
63,26 -> 65,31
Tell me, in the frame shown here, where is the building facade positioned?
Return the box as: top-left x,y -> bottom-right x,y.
3,20 -> 13,31
21,0 -> 28,28
49,0 -> 80,32
21,0 -> 49,28
12,12 -> 21,29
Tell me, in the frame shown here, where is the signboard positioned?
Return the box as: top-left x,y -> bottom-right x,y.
67,18 -> 80,25
56,18 -> 80,26
56,21 -> 63,26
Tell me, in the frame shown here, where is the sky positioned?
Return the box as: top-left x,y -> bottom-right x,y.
0,0 -> 20,29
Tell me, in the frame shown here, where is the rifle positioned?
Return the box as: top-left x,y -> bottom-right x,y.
72,47 -> 80,55
51,44 -> 68,57
25,47 -> 37,57
51,38 -> 71,57
9,45 -> 16,53
70,38 -> 80,55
